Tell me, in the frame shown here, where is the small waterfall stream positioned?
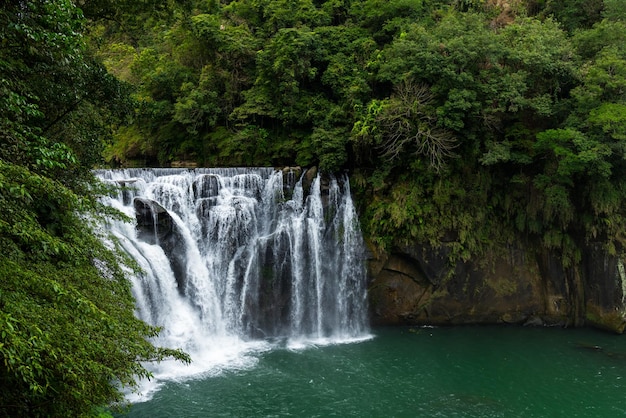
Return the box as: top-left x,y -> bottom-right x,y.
95,168 -> 370,398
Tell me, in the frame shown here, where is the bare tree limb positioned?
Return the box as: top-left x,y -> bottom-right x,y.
375,80 -> 458,172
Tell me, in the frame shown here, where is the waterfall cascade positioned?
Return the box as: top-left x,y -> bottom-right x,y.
96,167 -> 370,395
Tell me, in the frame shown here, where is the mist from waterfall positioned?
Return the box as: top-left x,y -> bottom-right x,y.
95,168 -> 370,400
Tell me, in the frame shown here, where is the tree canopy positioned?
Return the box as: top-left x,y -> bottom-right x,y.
93,0 -> 626,264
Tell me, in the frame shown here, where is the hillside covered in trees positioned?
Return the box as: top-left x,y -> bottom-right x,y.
1,0 -> 626,415
94,0 -> 626,263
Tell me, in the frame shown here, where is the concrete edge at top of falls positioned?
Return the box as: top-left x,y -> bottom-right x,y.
366,239 -> 626,333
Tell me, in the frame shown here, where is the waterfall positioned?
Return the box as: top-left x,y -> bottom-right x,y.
95,168 -> 370,396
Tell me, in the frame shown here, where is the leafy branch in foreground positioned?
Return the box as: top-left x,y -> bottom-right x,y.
0,162 -> 190,417
0,0 -> 190,415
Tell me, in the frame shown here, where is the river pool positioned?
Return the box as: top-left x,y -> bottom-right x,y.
116,325 -> 626,417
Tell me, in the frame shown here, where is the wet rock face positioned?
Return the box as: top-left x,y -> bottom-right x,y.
281,166 -> 302,199
134,197 -> 173,244
367,242 -> 626,333
115,178 -> 139,206
583,243 -> 626,333
134,197 -> 187,294
192,174 -> 221,200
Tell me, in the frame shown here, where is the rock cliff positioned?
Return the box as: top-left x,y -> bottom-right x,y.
367,241 -> 626,333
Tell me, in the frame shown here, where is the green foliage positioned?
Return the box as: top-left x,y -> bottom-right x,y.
311,126 -> 349,172
217,124 -> 271,165
1,0 -> 134,185
0,162 -> 190,417
358,168 -> 495,261
0,1 -> 190,415
535,129 -> 612,180
498,17 -> 577,115
602,0 -> 626,22
92,0 -> 626,269
104,125 -> 156,166
588,103 -> 626,141
353,80 -> 457,171
258,0 -> 331,31
541,0 -> 604,32
174,81 -> 220,134
237,27 -> 322,123
350,0 -> 429,41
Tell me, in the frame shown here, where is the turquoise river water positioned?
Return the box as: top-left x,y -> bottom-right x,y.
116,325 -> 626,417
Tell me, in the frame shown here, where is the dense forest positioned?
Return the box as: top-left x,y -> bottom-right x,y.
1,0 -> 626,415
92,0 -> 626,262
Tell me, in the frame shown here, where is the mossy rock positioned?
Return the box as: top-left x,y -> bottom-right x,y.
585,305 -> 626,334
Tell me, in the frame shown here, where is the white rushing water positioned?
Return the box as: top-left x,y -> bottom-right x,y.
95,168 -> 370,400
